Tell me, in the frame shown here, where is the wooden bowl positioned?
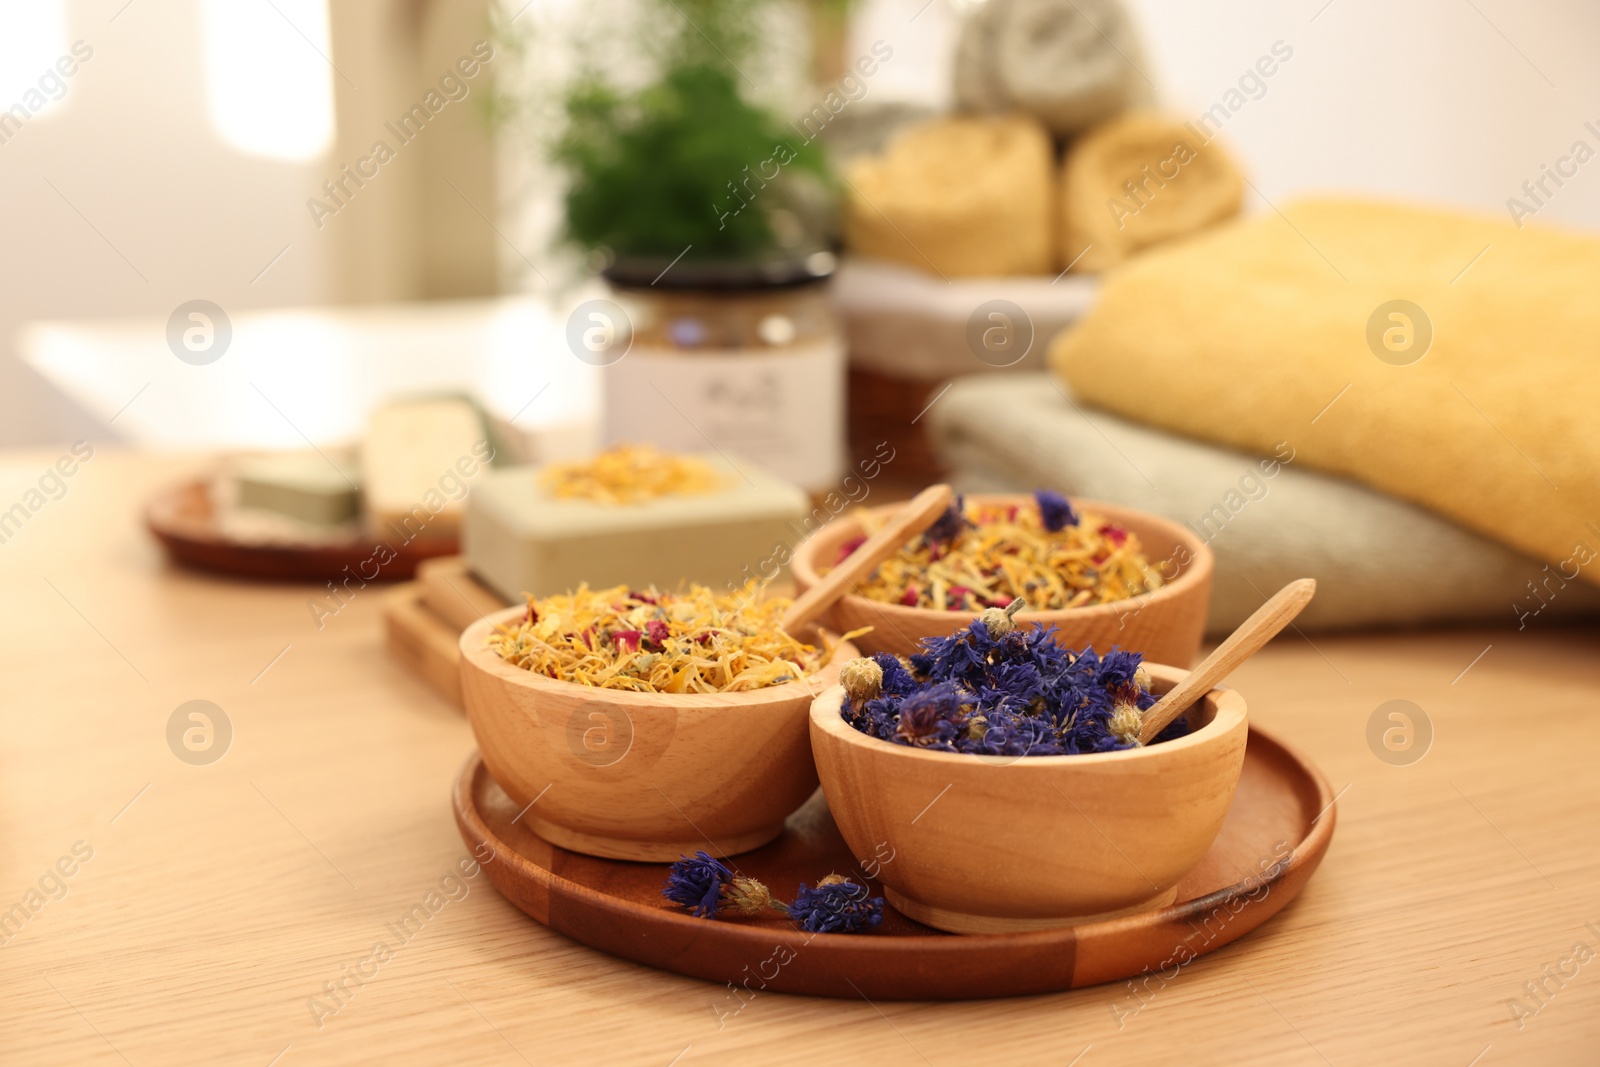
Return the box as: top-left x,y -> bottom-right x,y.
460,605 -> 857,862
808,663 -> 1247,933
789,495 -> 1212,667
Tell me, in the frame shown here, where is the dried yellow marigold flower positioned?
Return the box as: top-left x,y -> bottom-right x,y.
833,491 -> 1163,612
488,582 -> 838,694
540,443 -> 722,504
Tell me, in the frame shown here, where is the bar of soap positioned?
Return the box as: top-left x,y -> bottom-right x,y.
235,452 -> 361,526
364,399 -> 490,541
464,454 -> 810,601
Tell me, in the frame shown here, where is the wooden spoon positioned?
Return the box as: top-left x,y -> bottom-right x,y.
781,483 -> 955,635
1137,578 -> 1317,744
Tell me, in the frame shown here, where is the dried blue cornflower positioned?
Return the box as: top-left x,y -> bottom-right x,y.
839,618 -> 1188,757
663,853 -> 781,918
873,652 -> 919,697
923,495 -> 969,546
978,660 -> 1047,713
788,876 -> 885,934
1034,488 -> 1079,531
910,619 -> 994,681
663,851 -> 732,917
1092,647 -> 1145,693
661,862 -> 883,935
968,712 -> 1066,757
893,682 -> 964,748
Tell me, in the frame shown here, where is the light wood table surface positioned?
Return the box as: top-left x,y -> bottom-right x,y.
2,451 -> 1597,1066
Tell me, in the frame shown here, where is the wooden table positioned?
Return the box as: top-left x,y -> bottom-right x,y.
3,451 -> 1596,1066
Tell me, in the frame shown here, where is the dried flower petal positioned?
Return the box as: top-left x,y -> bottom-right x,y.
874,653 -> 919,697
840,616 -> 1185,756
834,534 -> 867,565
489,583 -> 834,694
1035,488 -> 1079,531
541,443 -> 722,504
833,492 -> 1160,612
923,495 -> 970,545
893,682 -> 963,747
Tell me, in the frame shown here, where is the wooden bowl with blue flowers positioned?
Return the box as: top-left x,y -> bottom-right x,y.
790,493 -> 1213,669
809,661 -> 1247,934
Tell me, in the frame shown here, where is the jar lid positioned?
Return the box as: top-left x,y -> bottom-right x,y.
602,249 -> 837,291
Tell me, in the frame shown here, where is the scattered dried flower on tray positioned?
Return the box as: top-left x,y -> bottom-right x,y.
488,583 -> 841,693
663,851 -> 884,934
539,443 -> 722,504
829,489 -> 1162,611
839,601 -> 1190,754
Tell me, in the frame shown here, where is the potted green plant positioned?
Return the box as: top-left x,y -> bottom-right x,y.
503,0 -> 848,489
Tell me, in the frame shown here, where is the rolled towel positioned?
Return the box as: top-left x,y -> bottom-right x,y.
1060,112 -> 1244,272
843,115 -> 1055,278
925,374 -> 1600,633
954,0 -> 1152,138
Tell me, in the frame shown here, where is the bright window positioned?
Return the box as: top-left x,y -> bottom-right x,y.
201,0 -> 335,161
0,0 -> 70,119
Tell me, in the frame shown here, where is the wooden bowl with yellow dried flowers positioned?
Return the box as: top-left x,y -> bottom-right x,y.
459,584 -> 859,862
790,491 -> 1212,668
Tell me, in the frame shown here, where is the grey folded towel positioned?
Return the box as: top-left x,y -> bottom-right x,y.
927,374 -> 1600,633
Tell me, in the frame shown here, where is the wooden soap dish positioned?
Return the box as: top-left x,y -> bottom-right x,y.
452,722 -> 1335,999
147,478 -> 457,582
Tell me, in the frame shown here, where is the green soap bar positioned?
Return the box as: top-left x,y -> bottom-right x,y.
235,453 -> 362,526
464,454 -> 810,602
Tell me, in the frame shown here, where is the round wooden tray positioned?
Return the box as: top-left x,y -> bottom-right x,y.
452,725 -> 1335,999
146,479 -> 457,583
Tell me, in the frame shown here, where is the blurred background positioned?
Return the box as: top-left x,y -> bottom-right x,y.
6,0 -> 1598,448
7,0 -> 1600,638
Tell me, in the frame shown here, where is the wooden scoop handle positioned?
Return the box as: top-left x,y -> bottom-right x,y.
781,484 -> 954,635
1138,578 -> 1317,744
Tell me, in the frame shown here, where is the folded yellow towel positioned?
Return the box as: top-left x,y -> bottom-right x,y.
1051,198 -> 1600,590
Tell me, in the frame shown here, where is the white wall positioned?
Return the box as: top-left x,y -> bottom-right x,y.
0,0 -> 333,448
1130,0 -> 1600,231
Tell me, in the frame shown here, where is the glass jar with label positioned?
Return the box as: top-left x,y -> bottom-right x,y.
598,253 -> 844,490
